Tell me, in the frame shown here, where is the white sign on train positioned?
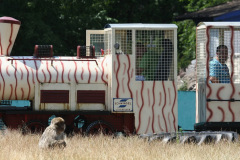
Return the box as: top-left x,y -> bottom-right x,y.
113,98 -> 133,112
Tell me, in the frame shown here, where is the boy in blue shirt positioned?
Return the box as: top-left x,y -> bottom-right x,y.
209,45 -> 230,83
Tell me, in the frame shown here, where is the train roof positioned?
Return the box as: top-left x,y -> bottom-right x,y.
197,22 -> 240,29
104,24 -> 178,29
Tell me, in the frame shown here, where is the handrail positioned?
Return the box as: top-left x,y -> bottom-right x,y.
7,58 -> 98,65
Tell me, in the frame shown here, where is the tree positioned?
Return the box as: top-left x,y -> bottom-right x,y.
175,0 -> 230,71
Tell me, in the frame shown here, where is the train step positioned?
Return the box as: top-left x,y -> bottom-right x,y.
139,131 -> 238,145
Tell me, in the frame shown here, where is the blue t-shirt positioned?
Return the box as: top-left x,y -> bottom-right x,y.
209,58 -> 230,83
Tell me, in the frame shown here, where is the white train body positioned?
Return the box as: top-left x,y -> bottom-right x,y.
0,17 -> 178,134
0,56 -> 110,111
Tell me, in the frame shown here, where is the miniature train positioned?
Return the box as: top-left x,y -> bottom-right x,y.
0,16 -> 239,137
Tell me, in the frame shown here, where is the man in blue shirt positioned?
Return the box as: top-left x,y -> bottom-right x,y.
209,45 -> 230,83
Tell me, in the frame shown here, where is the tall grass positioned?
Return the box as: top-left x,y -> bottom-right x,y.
0,129 -> 239,160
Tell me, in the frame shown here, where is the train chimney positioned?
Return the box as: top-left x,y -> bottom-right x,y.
0,17 -> 21,56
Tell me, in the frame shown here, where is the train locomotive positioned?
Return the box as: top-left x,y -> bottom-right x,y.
0,16 -> 239,140
0,17 -> 178,135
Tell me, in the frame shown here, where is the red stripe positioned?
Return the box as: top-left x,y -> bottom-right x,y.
168,88 -> 171,105
8,84 -> 13,100
21,88 -> 24,100
123,63 -> 126,75
74,61 -> 78,83
55,65 -> 59,83
217,106 -> 225,122
23,59 -> 31,100
68,69 -> 71,82
95,68 -> 98,82
159,92 -> 162,106
158,115 -> 164,131
60,61 -> 64,83
81,67 -> 84,80
126,55 -> 133,98
144,116 -> 151,134
171,81 -> 177,131
42,69 -> 46,82
131,68 -> 134,78
162,81 -> 168,132
46,61 -> 51,83
136,90 -> 140,108
206,26 -> 213,122
216,86 -> 225,100
0,59 -> 5,99
34,60 -> 40,83
121,78 -> 125,93
229,26 -> 235,122
101,57 -> 107,84
206,103 -> 213,122
6,24 -> 13,56
148,88 -> 150,107
151,81 -> 156,133
136,81 -> 144,133
116,56 -> 120,98
31,68 -> 35,84
87,61 -> 91,83
14,60 -> 18,100
0,59 -> 5,100
20,68 -> 23,80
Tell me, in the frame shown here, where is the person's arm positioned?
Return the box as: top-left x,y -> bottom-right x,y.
209,60 -> 219,83
209,76 -> 219,83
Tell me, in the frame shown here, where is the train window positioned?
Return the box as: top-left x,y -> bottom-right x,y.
90,34 -> 104,57
135,30 -> 174,81
86,30 -> 105,57
197,27 -> 240,84
115,30 -> 132,55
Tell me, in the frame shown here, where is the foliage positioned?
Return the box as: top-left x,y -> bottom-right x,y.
178,81 -> 188,91
0,0 -> 233,69
0,0 -> 116,56
179,0 -> 229,12
175,0 -> 231,71
174,20 -> 196,71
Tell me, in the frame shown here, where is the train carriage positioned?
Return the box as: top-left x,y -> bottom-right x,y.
195,22 -> 240,132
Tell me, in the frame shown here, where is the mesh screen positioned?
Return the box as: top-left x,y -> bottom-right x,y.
89,34 -> 104,57
196,29 -> 207,83
115,30 -> 132,54
104,30 -> 112,55
135,30 -> 174,81
197,27 -> 240,84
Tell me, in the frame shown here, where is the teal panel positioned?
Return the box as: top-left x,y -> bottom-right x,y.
178,91 -> 196,130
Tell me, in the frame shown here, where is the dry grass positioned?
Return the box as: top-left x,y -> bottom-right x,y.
0,129 -> 240,160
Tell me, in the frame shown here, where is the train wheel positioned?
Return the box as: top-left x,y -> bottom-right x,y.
22,120 -> 46,134
85,120 -> 114,136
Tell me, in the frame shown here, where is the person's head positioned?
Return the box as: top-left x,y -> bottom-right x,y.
216,45 -> 228,63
